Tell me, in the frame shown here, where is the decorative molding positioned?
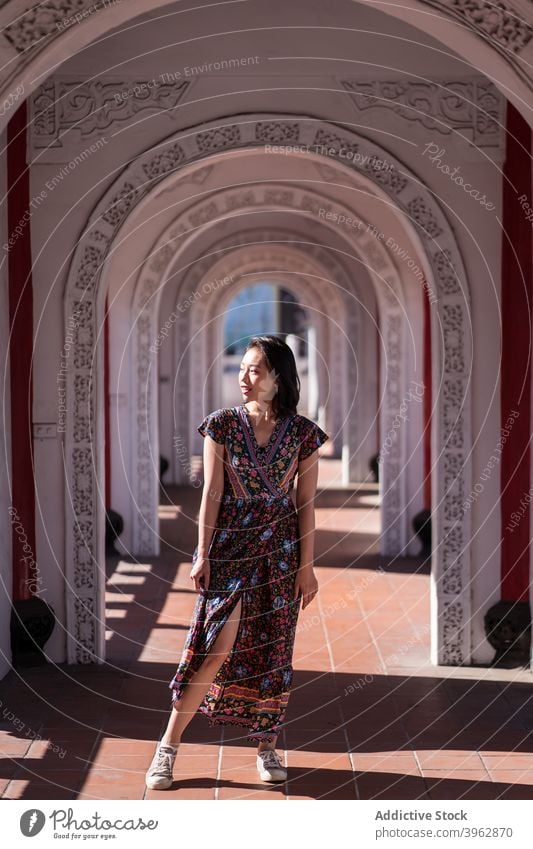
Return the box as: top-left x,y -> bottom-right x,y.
25,73 -> 505,165
64,114 -> 471,669
0,0 -> 531,150
3,0 -> 116,52
3,0 -> 531,59
424,0 -> 532,54
340,78 -> 504,152
33,423 -> 58,439
29,77 -> 191,159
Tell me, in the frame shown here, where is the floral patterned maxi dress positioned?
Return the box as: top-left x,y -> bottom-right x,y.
168,404 -> 329,742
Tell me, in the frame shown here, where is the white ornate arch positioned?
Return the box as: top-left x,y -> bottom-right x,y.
0,0 -> 531,127
161,226 -> 376,481
189,245 -> 346,451
134,180 -> 408,562
64,114 -> 471,669
131,232 -> 352,555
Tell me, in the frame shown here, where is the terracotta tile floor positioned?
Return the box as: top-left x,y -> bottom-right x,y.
2,458 -> 533,800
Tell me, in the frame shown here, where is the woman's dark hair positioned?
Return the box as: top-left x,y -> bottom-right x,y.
244,335 -> 300,418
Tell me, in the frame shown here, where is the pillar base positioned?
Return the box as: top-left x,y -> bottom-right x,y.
10,597 -> 56,668
484,601 -> 531,668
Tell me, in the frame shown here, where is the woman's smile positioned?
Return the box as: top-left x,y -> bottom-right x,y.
239,352 -> 278,402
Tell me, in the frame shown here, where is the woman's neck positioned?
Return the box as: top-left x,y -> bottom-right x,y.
245,400 -> 276,423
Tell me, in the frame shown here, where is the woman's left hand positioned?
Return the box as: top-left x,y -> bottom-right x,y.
294,565 -> 318,610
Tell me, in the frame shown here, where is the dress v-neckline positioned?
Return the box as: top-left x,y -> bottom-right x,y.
239,404 -> 284,452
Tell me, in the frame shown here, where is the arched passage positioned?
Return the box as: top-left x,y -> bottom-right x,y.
0,0 -> 531,126
130,179 -> 407,559
63,114 -> 471,668
155,226 -> 377,486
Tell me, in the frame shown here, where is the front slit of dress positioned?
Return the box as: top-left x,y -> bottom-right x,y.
170,572 -> 245,700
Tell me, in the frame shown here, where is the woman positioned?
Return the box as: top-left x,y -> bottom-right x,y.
145,334 -> 329,790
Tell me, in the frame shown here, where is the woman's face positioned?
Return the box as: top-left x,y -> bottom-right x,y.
239,348 -> 278,403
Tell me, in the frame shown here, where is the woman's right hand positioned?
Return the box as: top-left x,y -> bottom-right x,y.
190,555 -> 210,593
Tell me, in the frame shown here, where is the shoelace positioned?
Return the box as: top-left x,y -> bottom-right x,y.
259,749 -> 283,769
150,745 -> 177,776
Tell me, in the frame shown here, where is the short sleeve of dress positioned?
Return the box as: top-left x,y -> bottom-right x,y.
197,409 -> 227,444
298,419 -> 329,461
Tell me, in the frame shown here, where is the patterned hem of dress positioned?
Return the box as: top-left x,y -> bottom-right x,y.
198,708 -> 283,741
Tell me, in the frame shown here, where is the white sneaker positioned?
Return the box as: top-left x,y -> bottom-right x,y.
256,748 -> 287,782
145,742 -> 178,790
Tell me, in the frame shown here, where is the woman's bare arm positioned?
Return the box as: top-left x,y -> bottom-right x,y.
295,450 -> 319,568
197,435 -> 225,556
294,451 -> 320,608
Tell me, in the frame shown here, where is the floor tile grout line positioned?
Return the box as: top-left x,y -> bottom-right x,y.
5,474 -> 533,801
316,590 -> 358,799
279,727 -> 288,800
352,576 -> 388,676
4,735 -> 34,793
214,730 -> 224,800
3,723 -> 103,800
383,567 -> 428,649
352,574 -> 533,770
412,749 -> 432,799
349,578 -> 484,798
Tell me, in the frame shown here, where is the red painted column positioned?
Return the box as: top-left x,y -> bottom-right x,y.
500,100 -> 532,603
423,283 -> 432,510
376,312 -> 380,451
104,293 -> 111,511
7,101 -> 36,601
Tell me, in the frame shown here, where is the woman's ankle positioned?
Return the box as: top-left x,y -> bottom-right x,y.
160,737 -> 180,749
